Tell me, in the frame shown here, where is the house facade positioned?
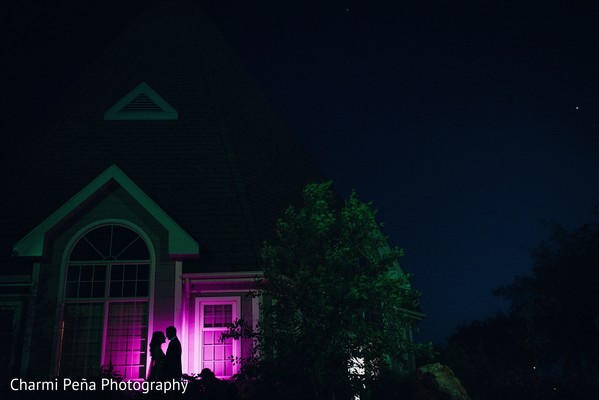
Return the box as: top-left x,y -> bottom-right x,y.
8,163 -> 267,381
0,0 -> 419,384
0,1 -> 324,381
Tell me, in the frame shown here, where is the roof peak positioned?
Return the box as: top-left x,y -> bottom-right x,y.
104,81 -> 178,120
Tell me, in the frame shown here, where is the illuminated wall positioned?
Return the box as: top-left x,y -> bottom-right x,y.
28,185 -> 170,379
18,177 -> 259,380
180,273 -> 259,379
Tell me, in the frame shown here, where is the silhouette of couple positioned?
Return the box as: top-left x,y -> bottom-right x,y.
147,326 -> 182,382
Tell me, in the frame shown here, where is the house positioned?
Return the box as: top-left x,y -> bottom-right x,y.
0,0 -> 326,381
0,0 -> 419,384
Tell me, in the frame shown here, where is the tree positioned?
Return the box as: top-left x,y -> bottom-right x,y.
494,215 -> 599,396
227,182 -> 425,400
438,312 -> 537,400
439,213 -> 599,400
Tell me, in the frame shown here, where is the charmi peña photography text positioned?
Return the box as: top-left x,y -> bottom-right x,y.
9,377 -> 189,395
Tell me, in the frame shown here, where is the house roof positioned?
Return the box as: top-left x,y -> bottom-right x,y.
12,164 -> 199,259
0,0 -> 325,272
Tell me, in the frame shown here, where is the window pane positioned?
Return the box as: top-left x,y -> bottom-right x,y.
110,281 -> 123,297
67,266 -> 80,281
110,226 -> 140,259
215,305 -> 223,326
80,265 -> 94,281
65,282 -> 79,298
204,331 -> 213,345
200,302 -> 236,378
79,282 -> 92,297
92,281 -> 105,298
111,265 -> 124,281
137,265 -> 149,280
124,265 -> 137,280
215,345 -> 224,360
84,226 -> 111,259
123,281 -> 136,297
204,305 -> 214,327
104,302 -> 148,380
65,265 -> 106,299
136,281 -> 148,297
136,265 -> 149,296
94,265 -> 107,281
203,345 -> 213,360
213,362 -> 224,376
206,304 -> 232,328
69,240 -> 100,261
59,303 -> 104,378
69,225 -> 149,262
110,265 -> 124,297
109,264 -> 149,298
120,238 -> 149,260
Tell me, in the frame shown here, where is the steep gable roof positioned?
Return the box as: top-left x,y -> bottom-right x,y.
0,0 -> 325,272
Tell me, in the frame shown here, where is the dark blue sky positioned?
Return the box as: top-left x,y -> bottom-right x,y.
3,0 -> 599,344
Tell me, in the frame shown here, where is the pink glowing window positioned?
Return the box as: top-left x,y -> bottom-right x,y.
202,331 -> 234,377
60,224 -> 151,380
196,299 -> 239,379
104,302 -> 148,380
204,304 -> 233,327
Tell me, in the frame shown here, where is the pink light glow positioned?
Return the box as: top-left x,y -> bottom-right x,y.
190,297 -> 240,379
169,273 -> 259,380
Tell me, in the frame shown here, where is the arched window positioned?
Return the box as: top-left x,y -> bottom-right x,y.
59,224 -> 151,380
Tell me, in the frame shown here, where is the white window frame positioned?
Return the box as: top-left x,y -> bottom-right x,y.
194,296 -> 240,379
57,221 -> 155,380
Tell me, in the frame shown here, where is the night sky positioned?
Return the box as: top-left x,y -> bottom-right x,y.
2,0 -> 599,345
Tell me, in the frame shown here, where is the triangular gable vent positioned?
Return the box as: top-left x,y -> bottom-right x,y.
104,82 -> 178,120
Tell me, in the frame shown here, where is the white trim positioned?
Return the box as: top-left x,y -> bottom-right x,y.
174,261 -> 183,327
182,271 -> 263,281
190,289 -> 253,294
13,164 -> 198,258
181,277 -> 191,374
54,220 -> 156,379
194,296 -> 240,378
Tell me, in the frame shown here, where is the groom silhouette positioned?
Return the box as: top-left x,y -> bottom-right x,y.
164,326 -> 182,381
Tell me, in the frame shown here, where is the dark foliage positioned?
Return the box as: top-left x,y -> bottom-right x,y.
439,213 -> 599,400
223,182 -> 429,400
